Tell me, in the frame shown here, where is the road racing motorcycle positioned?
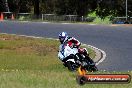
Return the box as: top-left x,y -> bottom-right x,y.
62,44 -> 98,72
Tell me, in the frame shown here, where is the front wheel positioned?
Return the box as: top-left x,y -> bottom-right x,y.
66,62 -> 77,71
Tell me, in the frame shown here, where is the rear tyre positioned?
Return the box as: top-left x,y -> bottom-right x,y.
89,66 -> 98,72
84,56 -> 98,72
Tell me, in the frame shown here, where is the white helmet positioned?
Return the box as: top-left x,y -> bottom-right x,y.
59,32 -> 68,44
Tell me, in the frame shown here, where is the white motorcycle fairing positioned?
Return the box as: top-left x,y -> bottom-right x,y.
58,44 -> 78,61
66,59 -> 75,63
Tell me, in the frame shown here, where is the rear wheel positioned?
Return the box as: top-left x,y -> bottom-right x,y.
89,66 -> 98,72
84,57 -> 98,72
85,56 -> 94,64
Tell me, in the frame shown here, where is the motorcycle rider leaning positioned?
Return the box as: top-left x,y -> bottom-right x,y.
58,32 -> 82,65
58,32 -> 98,72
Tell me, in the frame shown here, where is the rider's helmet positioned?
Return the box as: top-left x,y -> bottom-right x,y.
59,32 -> 68,44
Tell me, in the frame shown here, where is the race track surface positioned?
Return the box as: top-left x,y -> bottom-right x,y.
0,21 -> 132,71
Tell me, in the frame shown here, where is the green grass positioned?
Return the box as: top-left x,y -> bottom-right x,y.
0,34 -> 131,88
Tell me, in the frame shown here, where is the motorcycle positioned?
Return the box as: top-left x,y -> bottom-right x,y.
61,44 -> 98,72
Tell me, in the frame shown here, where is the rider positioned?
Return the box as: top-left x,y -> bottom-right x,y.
58,32 -> 81,63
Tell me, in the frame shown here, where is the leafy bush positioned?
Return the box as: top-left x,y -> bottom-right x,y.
93,16 -> 112,24
18,16 -> 25,20
87,11 -> 112,24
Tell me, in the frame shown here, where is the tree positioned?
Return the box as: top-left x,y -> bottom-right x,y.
34,0 -> 39,18
96,0 -> 132,18
40,0 -> 56,14
54,0 -> 97,16
8,0 -> 32,14
96,0 -> 116,18
1,0 -> 132,18
0,0 -> 6,12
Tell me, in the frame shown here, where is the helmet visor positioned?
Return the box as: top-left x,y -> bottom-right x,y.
59,37 -> 65,41
59,36 -> 65,43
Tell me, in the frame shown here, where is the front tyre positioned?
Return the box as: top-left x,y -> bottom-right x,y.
66,62 -> 76,71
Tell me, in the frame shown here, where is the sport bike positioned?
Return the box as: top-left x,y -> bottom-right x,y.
62,44 -> 98,72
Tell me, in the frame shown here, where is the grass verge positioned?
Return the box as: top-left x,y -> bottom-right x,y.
0,34 -> 131,88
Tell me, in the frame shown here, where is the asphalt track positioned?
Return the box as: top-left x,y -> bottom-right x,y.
0,21 -> 132,71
